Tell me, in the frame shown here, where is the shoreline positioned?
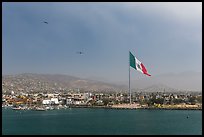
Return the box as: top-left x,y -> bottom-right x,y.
71,105 -> 202,110
3,104 -> 202,111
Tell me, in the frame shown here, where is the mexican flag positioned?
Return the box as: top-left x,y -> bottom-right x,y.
129,51 -> 151,76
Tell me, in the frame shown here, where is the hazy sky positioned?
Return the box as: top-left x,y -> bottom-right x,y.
2,2 -> 202,83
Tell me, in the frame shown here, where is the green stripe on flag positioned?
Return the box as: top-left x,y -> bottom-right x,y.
129,51 -> 136,70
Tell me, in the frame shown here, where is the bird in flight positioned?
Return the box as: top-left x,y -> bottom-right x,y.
43,21 -> 48,24
76,51 -> 84,54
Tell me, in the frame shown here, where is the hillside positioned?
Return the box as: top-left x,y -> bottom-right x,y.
3,73 -> 199,94
2,73 -> 127,93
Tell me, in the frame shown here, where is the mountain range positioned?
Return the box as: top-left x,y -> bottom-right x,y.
2,73 -> 201,93
114,71 -> 202,92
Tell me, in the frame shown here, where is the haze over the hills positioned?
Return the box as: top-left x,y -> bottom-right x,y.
2,72 -> 201,92
112,71 -> 202,91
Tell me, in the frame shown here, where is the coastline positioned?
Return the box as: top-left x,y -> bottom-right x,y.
3,104 -> 202,111
68,105 -> 202,110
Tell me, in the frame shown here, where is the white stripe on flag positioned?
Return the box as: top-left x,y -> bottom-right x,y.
135,57 -> 143,73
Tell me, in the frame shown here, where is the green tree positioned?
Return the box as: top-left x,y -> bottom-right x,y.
172,98 -> 183,104
189,96 -> 196,105
196,96 -> 202,103
102,98 -> 111,106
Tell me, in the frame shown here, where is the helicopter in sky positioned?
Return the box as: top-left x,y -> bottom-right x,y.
76,51 -> 84,54
43,21 -> 48,24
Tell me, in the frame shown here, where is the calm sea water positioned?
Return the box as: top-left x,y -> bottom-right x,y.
2,107 -> 202,135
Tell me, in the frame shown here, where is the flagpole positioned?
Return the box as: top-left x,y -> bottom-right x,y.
129,51 -> 131,104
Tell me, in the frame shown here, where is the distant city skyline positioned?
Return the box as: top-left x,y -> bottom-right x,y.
2,2 -> 202,90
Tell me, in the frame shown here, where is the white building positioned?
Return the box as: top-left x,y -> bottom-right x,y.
42,100 -> 51,105
51,98 -> 59,104
66,98 -> 73,105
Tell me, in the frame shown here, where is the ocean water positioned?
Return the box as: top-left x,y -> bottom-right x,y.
2,108 -> 202,135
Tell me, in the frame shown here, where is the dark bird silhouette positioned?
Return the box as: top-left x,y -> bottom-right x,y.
76,51 -> 84,54
43,21 -> 48,24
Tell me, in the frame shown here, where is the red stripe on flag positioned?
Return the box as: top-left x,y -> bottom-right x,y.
141,63 -> 151,76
